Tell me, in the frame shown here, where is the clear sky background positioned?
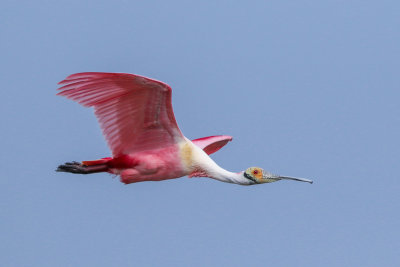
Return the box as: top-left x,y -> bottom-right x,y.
1,1 -> 399,266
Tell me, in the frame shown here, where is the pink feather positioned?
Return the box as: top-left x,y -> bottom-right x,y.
192,135 -> 233,155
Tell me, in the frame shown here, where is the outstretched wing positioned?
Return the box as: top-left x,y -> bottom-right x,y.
57,72 -> 185,156
191,135 -> 233,155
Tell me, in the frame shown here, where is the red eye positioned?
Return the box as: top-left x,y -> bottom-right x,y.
253,170 -> 259,175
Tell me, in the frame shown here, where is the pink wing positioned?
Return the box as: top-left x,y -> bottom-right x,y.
57,72 -> 185,156
192,135 -> 233,155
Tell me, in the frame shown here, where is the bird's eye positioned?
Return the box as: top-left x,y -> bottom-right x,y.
253,169 -> 259,175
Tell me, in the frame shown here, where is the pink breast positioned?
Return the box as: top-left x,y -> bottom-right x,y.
108,144 -> 187,182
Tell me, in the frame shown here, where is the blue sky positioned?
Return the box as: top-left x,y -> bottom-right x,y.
1,0 -> 400,266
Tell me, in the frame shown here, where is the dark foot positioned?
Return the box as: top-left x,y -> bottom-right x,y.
56,162 -> 89,174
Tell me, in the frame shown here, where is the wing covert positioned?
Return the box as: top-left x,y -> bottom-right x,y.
191,135 -> 233,155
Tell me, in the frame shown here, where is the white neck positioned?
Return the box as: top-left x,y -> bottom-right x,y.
208,167 -> 251,185
185,140 -> 252,185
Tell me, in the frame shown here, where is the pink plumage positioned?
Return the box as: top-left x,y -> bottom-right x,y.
191,135 -> 233,155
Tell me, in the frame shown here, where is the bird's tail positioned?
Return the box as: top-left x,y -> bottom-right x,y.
56,158 -> 111,174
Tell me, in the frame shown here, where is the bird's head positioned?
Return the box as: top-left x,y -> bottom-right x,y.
243,167 -> 313,185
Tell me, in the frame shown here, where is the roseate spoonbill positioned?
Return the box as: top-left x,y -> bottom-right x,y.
56,72 -> 313,185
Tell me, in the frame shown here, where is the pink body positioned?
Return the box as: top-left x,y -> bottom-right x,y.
108,144 -> 185,183
80,136 -> 233,184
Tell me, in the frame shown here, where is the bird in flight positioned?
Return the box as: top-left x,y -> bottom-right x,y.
56,72 -> 313,185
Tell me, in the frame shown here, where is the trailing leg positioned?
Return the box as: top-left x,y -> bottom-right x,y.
56,161 -> 108,174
